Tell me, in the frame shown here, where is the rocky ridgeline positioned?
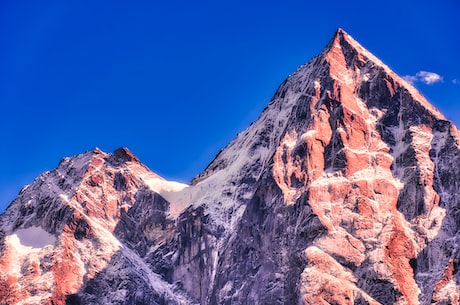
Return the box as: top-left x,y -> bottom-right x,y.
0,29 -> 459,305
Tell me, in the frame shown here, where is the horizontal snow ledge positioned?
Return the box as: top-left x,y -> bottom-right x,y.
9,226 -> 56,252
142,176 -> 192,217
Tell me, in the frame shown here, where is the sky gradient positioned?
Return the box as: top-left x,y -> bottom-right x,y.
1,0 -> 459,212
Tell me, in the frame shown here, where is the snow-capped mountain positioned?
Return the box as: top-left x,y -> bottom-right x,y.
1,29 -> 459,305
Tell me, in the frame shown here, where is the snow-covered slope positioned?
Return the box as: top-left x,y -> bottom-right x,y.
1,29 -> 459,305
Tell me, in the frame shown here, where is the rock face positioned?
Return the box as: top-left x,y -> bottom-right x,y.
1,29 -> 459,305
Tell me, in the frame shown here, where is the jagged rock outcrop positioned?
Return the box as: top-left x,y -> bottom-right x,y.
0,29 -> 459,305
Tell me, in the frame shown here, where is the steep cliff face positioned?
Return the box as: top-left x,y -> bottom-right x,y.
188,29 -> 459,304
1,29 -> 459,305
191,29 -> 460,304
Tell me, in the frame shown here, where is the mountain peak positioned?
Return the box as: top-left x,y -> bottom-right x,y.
321,28 -> 384,77
318,28 -> 446,121
316,28 -> 407,86
1,30 -> 459,305
323,28 -> 356,54
113,147 -> 139,163
330,27 -> 348,44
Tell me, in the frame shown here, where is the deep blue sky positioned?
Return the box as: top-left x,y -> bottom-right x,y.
1,0 -> 459,211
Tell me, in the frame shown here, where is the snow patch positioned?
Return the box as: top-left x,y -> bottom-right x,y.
143,176 -> 188,194
142,175 -> 192,217
314,80 -> 321,91
10,226 -> 55,251
301,130 -> 317,140
5,226 -> 56,280
363,73 -> 370,82
59,194 -> 70,202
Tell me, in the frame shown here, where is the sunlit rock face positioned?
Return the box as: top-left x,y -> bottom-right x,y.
0,148 -> 191,305
1,29 -> 459,305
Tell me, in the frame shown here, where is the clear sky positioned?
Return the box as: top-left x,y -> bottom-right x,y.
1,0 -> 459,212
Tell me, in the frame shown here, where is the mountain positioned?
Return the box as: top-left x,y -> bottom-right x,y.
1,29 -> 459,305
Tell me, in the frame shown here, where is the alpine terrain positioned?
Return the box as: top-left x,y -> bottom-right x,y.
1,29 -> 459,305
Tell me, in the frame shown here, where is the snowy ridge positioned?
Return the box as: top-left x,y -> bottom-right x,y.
187,46 -> 331,231
1,29 -> 459,305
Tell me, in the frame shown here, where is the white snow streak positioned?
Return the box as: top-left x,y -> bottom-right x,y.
121,245 -> 192,304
